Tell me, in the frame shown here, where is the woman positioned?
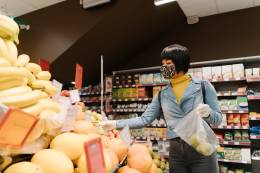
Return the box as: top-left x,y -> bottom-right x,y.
101,44 -> 222,173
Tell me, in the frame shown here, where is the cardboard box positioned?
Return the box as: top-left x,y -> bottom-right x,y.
222,65 -> 233,79
202,67 -> 212,80
232,64 -> 245,78
212,66 -> 222,80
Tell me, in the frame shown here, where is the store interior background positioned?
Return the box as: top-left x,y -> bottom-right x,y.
13,0 -> 260,85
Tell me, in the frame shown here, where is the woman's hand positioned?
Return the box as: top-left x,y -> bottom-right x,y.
195,104 -> 210,118
99,120 -> 117,131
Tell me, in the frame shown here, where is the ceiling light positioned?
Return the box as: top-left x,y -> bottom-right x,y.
154,0 -> 176,6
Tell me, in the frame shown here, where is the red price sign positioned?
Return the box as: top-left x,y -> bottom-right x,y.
84,137 -> 106,173
0,108 -> 38,148
38,59 -> 50,71
75,64 -> 83,90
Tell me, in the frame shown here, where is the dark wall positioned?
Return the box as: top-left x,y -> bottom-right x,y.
122,6 -> 260,69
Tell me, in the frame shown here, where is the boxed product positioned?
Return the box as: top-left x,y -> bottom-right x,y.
212,66 -> 222,80
253,68 -> 260,77
217,147 -> 225,159
193,68 -> 203,80
222,65 -> 233,79
232,64 -> 245,78
241,131 -> 249,141
233,114 -> 241,126
220,114 -> 227,126
236,97 -> 248,110
241,148 -> 251,163
153,73 -> 162,84
228,99 -> 237,110
245,68 -> 253,78
234,130 -> 242,141
224,132 -> 233,141
227,114 -> 234,126
201,67 -> 211,80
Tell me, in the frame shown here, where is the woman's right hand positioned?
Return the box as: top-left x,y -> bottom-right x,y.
99,120 -> 117,131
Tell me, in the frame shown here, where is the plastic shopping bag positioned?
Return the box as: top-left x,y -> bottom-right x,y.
174,109 -> 219,156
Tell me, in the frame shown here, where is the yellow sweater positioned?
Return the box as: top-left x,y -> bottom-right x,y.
171,74 -> 191,103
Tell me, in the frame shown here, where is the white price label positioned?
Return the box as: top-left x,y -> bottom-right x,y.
251,135 -> 256,139
232,92 -> 237,96
224,93 -> 229,96
234,126 -> 239,129
250,117 -> 256,120
234,142 -> 239,145
239,110 -> 244,113
223,141 -> 228,144
235,77 -> 241,80
69,90 -> 80,104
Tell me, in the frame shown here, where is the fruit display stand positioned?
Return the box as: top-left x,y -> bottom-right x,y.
111,56 -> 260,173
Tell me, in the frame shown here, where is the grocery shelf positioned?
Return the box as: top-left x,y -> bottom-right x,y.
212,125 -> 249,130
113,109 -> 146,113
221,110 -> 249,114
219,141 -> 251,146
246,77 -> 260,83
210,77 -> 246,83
217,92 -> 246,97
133,136 -> 167,141
218,159 -> 251,164
112,98 -> 153,102
112,83 -> 168,89
113,84 -> 136,89
249,116 -> 260,121
247,95 -> 260,100
250,134 -> 260,139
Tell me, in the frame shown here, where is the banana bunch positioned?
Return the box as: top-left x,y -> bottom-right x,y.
0,15 -> 19,44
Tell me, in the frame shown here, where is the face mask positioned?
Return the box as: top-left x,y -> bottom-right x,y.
160,64 -> 176,79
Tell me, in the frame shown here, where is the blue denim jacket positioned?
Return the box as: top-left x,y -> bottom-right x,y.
116,77 -> 222,139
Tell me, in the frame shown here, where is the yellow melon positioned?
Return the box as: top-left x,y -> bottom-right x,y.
118,166 -> 141,173
128,144 -> 150,157
109,138 -> 128,161
128,153 -> 153,173
4,162 -> 43,173
31,149 -> 74,173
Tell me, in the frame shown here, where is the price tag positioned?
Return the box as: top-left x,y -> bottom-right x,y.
228,110 -> 232,113
84,137 -> 106,173
250,117 -> 256,120
251,135 -> 256,139
235,77 -> 241,81
223,141 -> 228,145
239,110 -> 244,113
69,90 -> 80,104
52,79 -> 63,97
232,92 -> 237,96
234,126 -> 239,129
224,93 -> 229,96
224,78 -> 229,81
120,125 -> 133,147
234,142 -> 239,145
0,108 -> 38,148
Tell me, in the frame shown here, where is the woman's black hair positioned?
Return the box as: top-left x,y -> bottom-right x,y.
161,44 -> 190,74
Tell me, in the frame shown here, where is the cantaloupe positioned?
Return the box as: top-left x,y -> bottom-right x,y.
4,162 -> 43,173
118,166 -> 141,173
31,149 -> 74,173
77,149 -> 113,173
108,138 -> 128,162
50,132 -> 84,160
149,163 -> 157,173
128,144 -> 150,157
73,121 -> 99,134
128,154 -> 153,173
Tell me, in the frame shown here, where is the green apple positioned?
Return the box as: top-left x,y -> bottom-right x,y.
196,142 -> 212,156
190,134 -> 200,148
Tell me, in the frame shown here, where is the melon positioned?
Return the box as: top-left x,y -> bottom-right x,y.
118,166 -> 141,173
4,162 -> 43,173
101,135 -> 110,148
73,121 -> 99,134
108,138 -> 128,161
31,149 -> 74,173
128,144 -> 150,157
50,132 -> 84,160
77,149 -> 113,173
149,163 -> 157,173
103,148 -> 119,167
128,154 -> 153,173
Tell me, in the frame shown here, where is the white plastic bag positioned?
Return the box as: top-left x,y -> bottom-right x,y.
174,109 -> 219,156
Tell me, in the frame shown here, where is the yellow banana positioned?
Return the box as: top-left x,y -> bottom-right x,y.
4,39 -> 17,65
31,80 -> 52,89
36,71 -> 51,80
0,37 -> 10,62
0,67 -> 35,84
38,90 -> 49,99
26,63 -> 42,75
38,99 -> 61,113
0,15 -> 19,44
44,85 -> 58,96
22,102 -> 43,116
0,58 -> 11,67
0,90 -> 42,108
14,54 -> 30,67
0,85 -> 32,98
0,77 -> 28,90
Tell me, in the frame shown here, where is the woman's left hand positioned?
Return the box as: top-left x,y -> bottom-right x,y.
195,104 -> 210,118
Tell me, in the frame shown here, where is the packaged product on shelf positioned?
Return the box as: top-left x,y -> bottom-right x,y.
232,64 -> 245,78
253,67 -> 260,77
234,130 -> 242,141
212,66 -> 222,80
202,67 -> 212,80
153,73 -> 162,84
127,74 -> 133,85
227,114 -> 234,125
138,87 -> 147,98
228,99 -> 237,110
233,114 -> 241,126
245,68 -> 253,78
237,86 -> 247,94
219,165 -> 228,173
134,74 -> 140,85
241,148 -> 251,163
222,65 -> 233,79
217,147 -> 225,159
241,131 -> 249,141
219,100 -> 229,110
216,132 -> 224,142
225,132 -> 233,141
236,97 -> 248,109
193,68 -> 203,80
240,114 -> 249,126
140,73 -> 154,85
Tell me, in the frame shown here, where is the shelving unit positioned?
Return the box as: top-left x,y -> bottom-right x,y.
219,141 -> 251,146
